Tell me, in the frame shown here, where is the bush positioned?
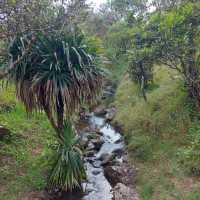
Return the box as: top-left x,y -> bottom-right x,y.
48,121 -> 86,191
128,135 -> 153,161
179,123 -> 200,175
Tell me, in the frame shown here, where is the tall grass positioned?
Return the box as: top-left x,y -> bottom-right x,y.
114,66 -> 200,200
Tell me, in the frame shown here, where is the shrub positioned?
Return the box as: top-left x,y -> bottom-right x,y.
179,123 -> 200,175
128,135 -> 153,161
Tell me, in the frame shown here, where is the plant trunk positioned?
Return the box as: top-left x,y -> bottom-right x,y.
185,23 -> 200,104
56,93 -> 64,139
185,60 -> 200,105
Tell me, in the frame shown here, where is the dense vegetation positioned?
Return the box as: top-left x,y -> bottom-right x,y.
0,0 -> 200,199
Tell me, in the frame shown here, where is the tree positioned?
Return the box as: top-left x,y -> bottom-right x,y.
7,28 -> 103,190
129,1 -> 200,103
0,0 -> 89,39
109,0 -> 148,19
0,0 -> 89,71
0,0 -> 55,40
0,0 -> 101,191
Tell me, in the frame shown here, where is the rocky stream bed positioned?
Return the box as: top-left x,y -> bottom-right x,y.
24,106 -> 139,200
23,81 -> 139,200
57,106 -> 139,200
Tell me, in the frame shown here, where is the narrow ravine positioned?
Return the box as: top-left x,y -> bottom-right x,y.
58,106 -> 139,200
82,112 -> 124,200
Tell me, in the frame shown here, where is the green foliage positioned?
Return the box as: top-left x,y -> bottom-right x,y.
115,67 -> 189,137
128,47 -> 154,99
48,121 -> 86,191
9,31 -> 102,119
109,0 -> 147,18
103,22 -> 134,81
114,67 -> 200,199
141,183 -> 154,200
128,1 -> 200,101
128,135 -> 153,161
179,122 -> 200,175
85,36 -> 104,55
105,22 -> 134,57
7,29 -> 102,191
0,88 -> 55,200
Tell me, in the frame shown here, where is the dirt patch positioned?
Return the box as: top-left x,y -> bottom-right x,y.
22,191 -> 50,200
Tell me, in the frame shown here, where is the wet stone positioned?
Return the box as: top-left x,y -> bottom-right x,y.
92,170 -> 101,175
92,160 -> 102,168
0,126 -> 11,140
113,183 -> 139,200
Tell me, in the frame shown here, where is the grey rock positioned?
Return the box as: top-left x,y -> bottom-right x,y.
93,106 -> 107,116
92,160 -> 102,168
99,153 -> 115,166
104,163 -> 136,186
92,170 -> 101,175
0,126 -> 11,140
90,138 -> 103,151
85,150 -> 95,157
105,107 -> 116,121
79,136 -> 89,149
87,142 -> 95,151
113,183 -> 139,200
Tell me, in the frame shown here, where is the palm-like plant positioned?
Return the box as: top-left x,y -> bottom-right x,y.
9,31 -> 103,133
8,30 -> 103,190
48,121 -> 86,190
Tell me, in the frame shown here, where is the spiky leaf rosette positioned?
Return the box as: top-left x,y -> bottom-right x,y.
48,121 -> 86,190
8,31 -> 103,126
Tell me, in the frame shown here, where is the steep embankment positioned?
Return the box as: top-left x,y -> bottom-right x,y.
114,66 -> 200,200
0,86 -> 55,200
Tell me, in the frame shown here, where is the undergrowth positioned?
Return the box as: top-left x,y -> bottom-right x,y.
0,87 -> 55,200
114,66 -> 200,200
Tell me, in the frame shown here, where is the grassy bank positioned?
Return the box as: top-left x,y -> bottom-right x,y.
0,86 -> 55,200
114,67 -> 200,200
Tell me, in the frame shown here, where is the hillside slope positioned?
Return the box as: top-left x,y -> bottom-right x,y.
0,86 -> 54,200
114,67 -> 200,200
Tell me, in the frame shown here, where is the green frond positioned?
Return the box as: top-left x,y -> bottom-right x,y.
48,120 -> 86,191
8,31 -> 103,122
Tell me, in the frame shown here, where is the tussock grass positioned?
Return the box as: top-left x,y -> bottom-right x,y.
114,66 -> 200,200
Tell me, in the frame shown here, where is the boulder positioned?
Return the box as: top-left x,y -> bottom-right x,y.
105,107 -> 116,121
92,160 -> 102,168
90,138 -> 103,151
104,163 -> 136,186
86,142 -> 95,151
111,121 -> 123,133
104,166 -> 121,186
99,153 -> 115,166
79,135 -> 89,149
112,148 -> 124,156
113,183 -> 139,200
85,150 -> 95,157
0,126 -> 11,140
93,106 -> 107,116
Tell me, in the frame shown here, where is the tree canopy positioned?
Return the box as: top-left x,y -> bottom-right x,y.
128,1 -> 200,101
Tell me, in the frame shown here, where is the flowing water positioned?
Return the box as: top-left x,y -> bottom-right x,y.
59,112 -> 124,200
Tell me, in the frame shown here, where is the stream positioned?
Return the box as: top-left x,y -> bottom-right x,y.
59,111 -> 125,200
